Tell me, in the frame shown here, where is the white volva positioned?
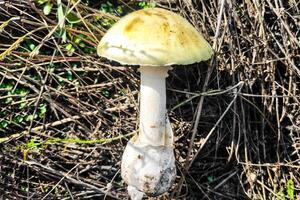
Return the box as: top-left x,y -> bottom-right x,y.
121,140 -> 176,199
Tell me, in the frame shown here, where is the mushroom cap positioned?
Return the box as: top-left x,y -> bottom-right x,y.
97,8 -> 213,66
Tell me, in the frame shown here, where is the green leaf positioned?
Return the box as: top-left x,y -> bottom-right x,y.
26,138 -> 41,149
65,43 -> 75,55
5,97 -> 13,104
25,114 -> 37,122
0,83 -> 13,90
15,88 -> 29,96
66,12 -> 80,24
100,18 -> 115,28
66,71 -> 73,81
0,111 -> 8,118
287,179 -> 294,200
79,42 -> 86,48
61,29 -> 67,43
0,120 -> 8,129
101,89 -> 110,97
43,2 -> 53,15
57,0 -> 65,29
19,97 -> 27,109
138,1 -> 155,8
5,91 -> 13,104
65,43 -> 73,51
82,46 -> 95,54
138,2 -> 146,7
13,115 -> 24,124
88,48 -> 96,54
207,176 -> 213,183
28,43 -> 36,51
39,104 -> 47,117
74,36 -> 82,44
36,0 -> 48,5
116,6 -> 123,15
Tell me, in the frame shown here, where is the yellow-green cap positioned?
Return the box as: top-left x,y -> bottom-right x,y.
97,8 -> 213,66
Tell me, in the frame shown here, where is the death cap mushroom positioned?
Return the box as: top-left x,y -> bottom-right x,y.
97,7 -> 213,199
97,8 -> 213,66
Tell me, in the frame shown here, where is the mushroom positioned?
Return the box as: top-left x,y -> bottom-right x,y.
97,8 -> 213,199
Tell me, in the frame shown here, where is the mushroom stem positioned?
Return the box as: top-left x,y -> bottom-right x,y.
121,66 -> 176,198
138,66 -> 171,146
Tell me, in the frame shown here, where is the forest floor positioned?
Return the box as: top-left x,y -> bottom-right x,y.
0,0 -> 299,199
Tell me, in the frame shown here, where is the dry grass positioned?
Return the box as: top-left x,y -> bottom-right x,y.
0,0 -> 299,199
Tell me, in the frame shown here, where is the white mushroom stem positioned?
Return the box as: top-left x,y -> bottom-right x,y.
121,66 -> 176,199
138,66 -> 172,146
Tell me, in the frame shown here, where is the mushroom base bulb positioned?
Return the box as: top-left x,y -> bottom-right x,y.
121,140 -> 176,197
